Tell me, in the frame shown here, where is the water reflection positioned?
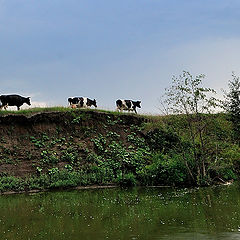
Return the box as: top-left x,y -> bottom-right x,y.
0,184 -> 240,239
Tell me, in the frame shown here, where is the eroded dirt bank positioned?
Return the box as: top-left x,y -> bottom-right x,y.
0,110 -> 146,177
0,109 -> 237,193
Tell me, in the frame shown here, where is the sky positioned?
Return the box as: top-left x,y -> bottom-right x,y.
1,0 -> 240,114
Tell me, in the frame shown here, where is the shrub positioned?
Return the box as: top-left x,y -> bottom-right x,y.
0,176 -> 25,192
145,127 -> 180,152
137,153 -> 189,186
116,173 -> 137,187
222,73 -> 240,143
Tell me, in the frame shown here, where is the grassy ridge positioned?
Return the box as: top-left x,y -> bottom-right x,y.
0,106 -> 129,116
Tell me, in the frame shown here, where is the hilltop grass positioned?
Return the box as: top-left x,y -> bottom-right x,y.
0,106 -> 109,116
0,106 -> 71,115
0,106 -> 149,117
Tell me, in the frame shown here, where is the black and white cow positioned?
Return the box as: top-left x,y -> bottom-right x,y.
116,99 -> 141,114
68,97 -> 81,108
68,97 -> 97,109
0,94 -> 31,110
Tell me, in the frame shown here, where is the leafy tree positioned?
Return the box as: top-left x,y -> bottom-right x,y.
223,73 -> 240,143
162,71 -> 218,184
164,71 -> 217,115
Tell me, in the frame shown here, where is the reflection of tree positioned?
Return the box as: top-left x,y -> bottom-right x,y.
196,185 -> 240,234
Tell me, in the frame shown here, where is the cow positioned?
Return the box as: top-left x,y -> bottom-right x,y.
68,97 -> 97,109
0,94 -> 31,111
68,97 -> 81,109
116,99 -> 141,114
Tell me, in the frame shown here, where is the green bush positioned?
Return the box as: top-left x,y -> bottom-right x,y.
116,173 -> 137,187
145,127 -> 180,152
0,176 -> 25,192
208,143 -> 240,181
26,174 -> 50,190
218,168 -> 236,181
137,153 -> 189,186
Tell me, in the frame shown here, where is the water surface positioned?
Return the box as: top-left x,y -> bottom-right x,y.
0,184 -> 240,239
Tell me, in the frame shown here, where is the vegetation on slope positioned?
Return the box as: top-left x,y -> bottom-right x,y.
0,107 -> 239,193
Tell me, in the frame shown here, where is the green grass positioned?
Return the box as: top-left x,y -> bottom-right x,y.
0,106 -> 71,115
0,106 -> 151,117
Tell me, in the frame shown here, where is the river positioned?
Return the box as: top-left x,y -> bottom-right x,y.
0,184 -> 240,239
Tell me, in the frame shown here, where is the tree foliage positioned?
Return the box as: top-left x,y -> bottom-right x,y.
164,71 -> 217,115
162,71 -> 219,184
223,73 -> 240,142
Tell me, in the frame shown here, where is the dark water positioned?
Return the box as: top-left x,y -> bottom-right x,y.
0,184 -> 240,240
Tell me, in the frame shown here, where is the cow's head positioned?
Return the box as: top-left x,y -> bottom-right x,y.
92,99 -> 97,108
26,97 -> 31,106
135,101 -> 141,108
71,104 -> 77,109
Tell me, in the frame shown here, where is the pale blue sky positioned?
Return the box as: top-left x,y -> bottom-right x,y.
1,0 -> 240,113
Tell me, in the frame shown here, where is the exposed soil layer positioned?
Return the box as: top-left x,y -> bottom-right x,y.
0,110 -> 147,177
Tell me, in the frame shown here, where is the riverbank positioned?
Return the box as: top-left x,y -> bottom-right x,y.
0,108 -> 239,193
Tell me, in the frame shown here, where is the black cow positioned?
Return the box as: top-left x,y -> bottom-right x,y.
68,97 -> 97,108
0,94 -> 31,110
116,99 -> 141,114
